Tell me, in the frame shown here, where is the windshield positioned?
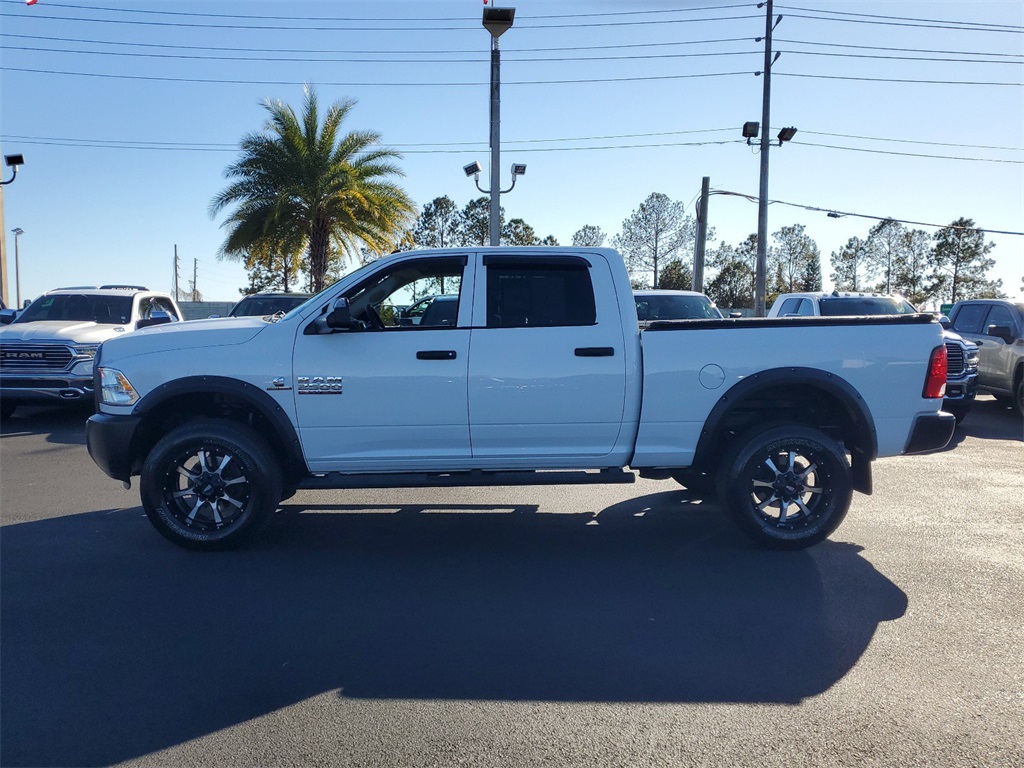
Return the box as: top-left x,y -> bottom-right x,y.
230,294 -> 310,317
635,294 -> 722,321
277,261 -> 383,322
819,297 -> 915,316
14,294 -> 133,325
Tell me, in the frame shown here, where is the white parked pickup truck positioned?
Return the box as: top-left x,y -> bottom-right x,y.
86,248 -> 954,551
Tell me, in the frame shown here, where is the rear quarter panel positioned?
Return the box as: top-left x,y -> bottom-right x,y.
632,318 -> 944,467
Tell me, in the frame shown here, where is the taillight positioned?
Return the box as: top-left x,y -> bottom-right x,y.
923,344 -> 947,399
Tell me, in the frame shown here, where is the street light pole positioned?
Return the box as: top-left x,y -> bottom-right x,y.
11,227 -> 24,308
755,0 -> 775,317
482,5 -> 515,247
489,35 -> 501,247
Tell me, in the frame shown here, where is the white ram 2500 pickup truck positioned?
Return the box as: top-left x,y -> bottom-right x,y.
86,248 -> 954,551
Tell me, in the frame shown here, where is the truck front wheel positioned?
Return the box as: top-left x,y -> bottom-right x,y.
717,424 -> 852,550
140,419 -> 282,550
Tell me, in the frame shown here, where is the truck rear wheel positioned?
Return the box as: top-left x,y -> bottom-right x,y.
717,424 -> 852,550
140,419 -> 282,550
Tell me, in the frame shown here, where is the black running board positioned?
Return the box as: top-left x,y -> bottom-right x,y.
296,468 -> 636,490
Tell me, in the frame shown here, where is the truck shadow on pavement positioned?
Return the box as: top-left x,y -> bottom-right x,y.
0,404 -> 91,446
943,395 -> 1024,450
1,493 -> 906,767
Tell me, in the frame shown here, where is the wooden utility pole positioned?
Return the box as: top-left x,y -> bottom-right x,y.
173,245 -> 180,300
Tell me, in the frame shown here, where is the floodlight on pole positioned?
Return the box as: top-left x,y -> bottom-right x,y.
1,154 -> 25,186
777,126 -> 797,145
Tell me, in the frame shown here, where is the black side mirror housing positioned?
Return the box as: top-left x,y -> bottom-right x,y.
987,324 -> 1015,343
938,315 -> 951,330
326,298 -> 354,329
0,309 -> 16,325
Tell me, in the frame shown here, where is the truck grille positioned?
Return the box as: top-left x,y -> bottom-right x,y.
945,341 -> 965,376
0,344 -> 74,372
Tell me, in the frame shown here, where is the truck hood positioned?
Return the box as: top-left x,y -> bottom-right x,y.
0,320 -> 128,345
99,317 -> 270,361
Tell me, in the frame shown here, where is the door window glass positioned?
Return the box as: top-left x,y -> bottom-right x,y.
343,257 -> 465,329
985,305 -> 1015,334
486,260 -> 596,328
951,304 -> 988,335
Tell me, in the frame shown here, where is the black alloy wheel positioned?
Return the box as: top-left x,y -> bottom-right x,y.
140,420 -> 282,550
717,424 -> 853,550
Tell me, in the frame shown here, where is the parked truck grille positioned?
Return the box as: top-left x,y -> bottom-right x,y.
0,344 -> 75,371
944,341 -> 965,376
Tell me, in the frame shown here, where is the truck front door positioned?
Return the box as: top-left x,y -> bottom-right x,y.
292,256 -> 473,472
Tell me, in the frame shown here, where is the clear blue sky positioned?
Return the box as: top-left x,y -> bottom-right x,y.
2,0 -> 1022,304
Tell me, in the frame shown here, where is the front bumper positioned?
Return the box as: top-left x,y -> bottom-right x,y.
0,373 -> 95,404
86,412 -> 142,482
943,371 -> 979,404
904,411 -> 956,454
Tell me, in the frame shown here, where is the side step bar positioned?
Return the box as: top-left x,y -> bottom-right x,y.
296,467 -> 636,490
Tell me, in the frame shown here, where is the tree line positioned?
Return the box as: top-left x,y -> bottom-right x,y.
213,87 -> 1007,307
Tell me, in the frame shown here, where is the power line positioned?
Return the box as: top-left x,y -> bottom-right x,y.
781,12 -> 1024,34
7,65 -> 1021,88
775,5 -> 1024,31
0,32 -> 758,56
801,131 -> 1021,153
6,128 -> 1019,154
6,11 -> 762,32
793,140 -> 1023,164
7,31 -> 1019,62
775,38 -> 1024,59
0,43 -> 765,65
775,72 -> 1023,87
8,2 -> 754,22
778,50 -> 1024,66
711,189 -> 1024,236
7,42 -> 1017,67
0,66 -> 756,86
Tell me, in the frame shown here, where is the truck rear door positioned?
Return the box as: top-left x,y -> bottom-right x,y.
467,254 -> 628,459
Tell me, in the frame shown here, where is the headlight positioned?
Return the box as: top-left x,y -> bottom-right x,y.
99,367 -> 139,405
73,344 -> 99,360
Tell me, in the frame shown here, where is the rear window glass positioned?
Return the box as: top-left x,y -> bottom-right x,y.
819,297 -> 911,316
635,295 -> 721,321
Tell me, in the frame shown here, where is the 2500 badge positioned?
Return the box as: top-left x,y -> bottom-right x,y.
297,376 -> 343,395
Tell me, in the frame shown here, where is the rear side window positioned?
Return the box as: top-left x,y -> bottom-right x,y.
485,260 -> 596,328
951,304 -> 988,334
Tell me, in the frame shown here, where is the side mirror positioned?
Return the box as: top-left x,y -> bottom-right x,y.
939,315 -> 951,329
987,324 -> 1015,343
325,297 -> 354,330
729,311 -> 743,318
137,311 -> 173,330
0,309 -> 16,325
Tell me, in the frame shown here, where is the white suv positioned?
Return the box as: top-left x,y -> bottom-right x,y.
0,285 -> 182,417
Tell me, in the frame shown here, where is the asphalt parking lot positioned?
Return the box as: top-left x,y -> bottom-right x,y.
1,398 -> 1022,768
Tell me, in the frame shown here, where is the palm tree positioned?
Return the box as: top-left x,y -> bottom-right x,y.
211,85 -> 415,292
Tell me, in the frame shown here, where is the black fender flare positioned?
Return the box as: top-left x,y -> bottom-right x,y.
132,376 -> 308,480
693,367 -> 878,488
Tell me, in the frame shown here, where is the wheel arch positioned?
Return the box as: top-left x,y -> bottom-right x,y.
129,376 -> 307,485
691,367 -> 878,494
